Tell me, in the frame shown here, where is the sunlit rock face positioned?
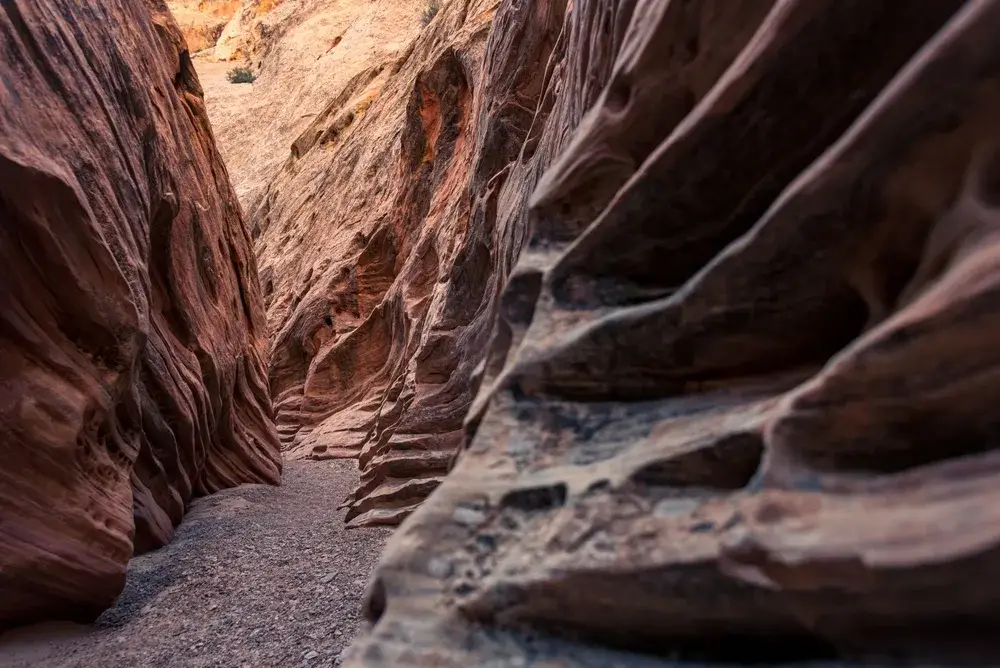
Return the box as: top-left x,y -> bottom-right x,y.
0,0 -> 280,627
343,0 -> 1000,664
167,0 -> 242,52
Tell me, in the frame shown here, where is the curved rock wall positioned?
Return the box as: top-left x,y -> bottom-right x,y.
345,0 -> 1000,664
258,0 -> 788,526
255,0 -> 519,525
255,0 -> 818,526
0,0 -> 280,627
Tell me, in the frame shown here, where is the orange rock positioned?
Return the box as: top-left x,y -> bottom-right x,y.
0,0 -> 280,627
242,0 -> 499,525
168,0 -> 242,52
193,0 -> 427,207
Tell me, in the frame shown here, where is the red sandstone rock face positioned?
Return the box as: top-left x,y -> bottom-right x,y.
254,0 -> 513,526
0,0 -> 280,627
344,0 -> 1000,664
258,0 -> 781,527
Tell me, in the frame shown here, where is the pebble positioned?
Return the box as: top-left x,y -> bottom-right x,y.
452,506 -> 486,527
427,557 -> 453,579
304,650 -> 320,660
320,572 -> 337,584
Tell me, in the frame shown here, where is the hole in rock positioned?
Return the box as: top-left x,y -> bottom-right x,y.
584,479 -> 611,495
786,412 -> 1000,477
363,577 -> 387,624
631,432 -> 764,490
605,78 -> 631,113
500,482 -> 568,512
601,629 -> 840,664
976,147 -> 1000,207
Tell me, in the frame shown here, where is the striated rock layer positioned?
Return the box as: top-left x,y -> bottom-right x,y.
345,0 -> 1000,664
0,0 -> 280,627
254,0 -> 523,525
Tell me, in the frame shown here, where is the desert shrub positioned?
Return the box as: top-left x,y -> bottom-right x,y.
420,0 -> 441,26
226,66 -> 256,84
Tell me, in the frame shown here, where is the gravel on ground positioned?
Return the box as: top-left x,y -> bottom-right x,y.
0,460 -> 392,668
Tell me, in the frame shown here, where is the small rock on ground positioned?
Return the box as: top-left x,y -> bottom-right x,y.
0,461 -> 391,668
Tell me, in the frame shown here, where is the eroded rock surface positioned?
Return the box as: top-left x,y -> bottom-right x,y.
168,0 -> 242,52
253,0 -> 522,526
0,0 -> 280,627
344,0 -> 1000,664
181,0 -> 428,208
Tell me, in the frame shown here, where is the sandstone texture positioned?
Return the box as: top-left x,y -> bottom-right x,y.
181,0 -> 428,208
343,0 -> 1000,664
250,0 -> 510,525
168,0 -> 241,53
0,0 -> 280,627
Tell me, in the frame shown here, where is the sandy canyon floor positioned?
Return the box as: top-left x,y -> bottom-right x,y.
0,461 -> 390,668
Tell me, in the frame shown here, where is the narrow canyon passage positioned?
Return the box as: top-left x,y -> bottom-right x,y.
0,462 -> 389,668
2,3 -> 406,662
5,0 -> 1000,665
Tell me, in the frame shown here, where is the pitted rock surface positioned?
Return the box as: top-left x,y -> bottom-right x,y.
343,0 -> 1000,665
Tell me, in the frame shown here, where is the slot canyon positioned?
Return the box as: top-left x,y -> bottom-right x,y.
3,0 -> 1000,666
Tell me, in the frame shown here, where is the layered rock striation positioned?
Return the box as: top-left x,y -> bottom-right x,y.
254,0 -> 520,525
0,0 -> 280,627
345,0 -> 1000,664
255,0 -> 794,527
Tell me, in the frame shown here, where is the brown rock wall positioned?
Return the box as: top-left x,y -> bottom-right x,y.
255,0 -> 791,526
254,0 -> 505,525
0,0 -> 280,626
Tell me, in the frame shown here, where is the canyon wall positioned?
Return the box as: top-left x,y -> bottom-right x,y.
253,0 -> 519,525
251,0 -> 799,528
175,0 -> 428,209
344,0 -> 1000,664
168,0 -> 242,52
0,0 -> 280,626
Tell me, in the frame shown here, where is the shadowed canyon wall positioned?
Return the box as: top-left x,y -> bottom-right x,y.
0,0 -> 280,627
251,0 -> 524,526
342,0 -> 1000,664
